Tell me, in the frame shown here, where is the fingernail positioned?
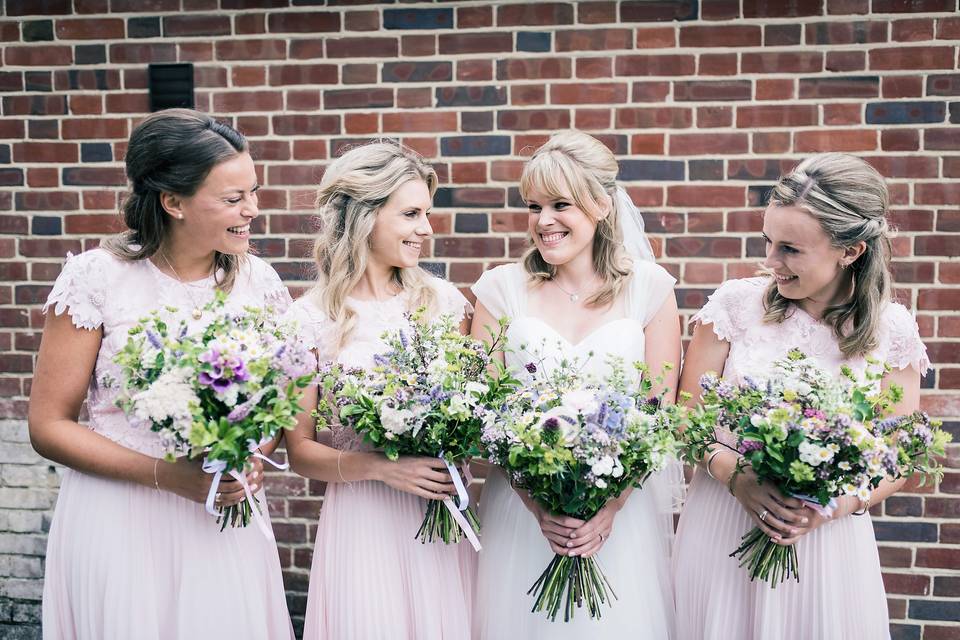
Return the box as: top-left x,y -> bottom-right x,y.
569,533 -> 576,539
566,541 -> 573,548
791,529 -> 797,535
801,518 -> 808,524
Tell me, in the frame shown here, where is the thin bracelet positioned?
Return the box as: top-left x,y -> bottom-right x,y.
153,458 -> 161,492
852,496 -> 871,516
337,449 -> 351,486
727,459 -> 744,497
704,449 -> 724,481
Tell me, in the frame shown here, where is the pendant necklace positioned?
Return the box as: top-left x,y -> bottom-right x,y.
551,277 -> 595,304
160,251 -> 210,320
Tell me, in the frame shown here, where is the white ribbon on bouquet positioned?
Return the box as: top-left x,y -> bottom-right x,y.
439,453 -> 482,551
203,437 -> 290,540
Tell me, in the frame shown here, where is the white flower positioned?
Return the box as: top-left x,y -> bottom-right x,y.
856,486 -> 872,502
131,368 -> 195,434
595,478 -> 608,489
591,455 -> 615,477
561,389 -> 599,416
538,406 -> 580,446
380,404 -> 414,436
838,461 -> 851,471
465,381 -> 489,398
611,463 -> 624,478
445,394 -> 470,420
427,357 -> 447,377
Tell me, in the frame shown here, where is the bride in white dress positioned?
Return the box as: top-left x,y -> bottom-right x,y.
470,131 -> 682,638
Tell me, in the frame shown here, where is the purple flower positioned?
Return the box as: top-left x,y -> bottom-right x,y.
525,362 -> 538,374
543,417 -> 559,433
146,330 -> 163,350
738,439 -> 764,455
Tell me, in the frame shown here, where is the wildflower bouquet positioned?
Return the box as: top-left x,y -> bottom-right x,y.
481,353 -> 680,622
316,312 -> 514,549
113,292 -> 316,534
682,348 -> 951,586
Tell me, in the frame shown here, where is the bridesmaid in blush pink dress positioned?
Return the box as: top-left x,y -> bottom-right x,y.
284,142 -> 475,640
30,110 -> 293,639
673,153 -> 929,640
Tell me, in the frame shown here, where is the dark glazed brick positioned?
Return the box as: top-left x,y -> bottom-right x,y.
866,101 -> 947,124
927,75 -> 960,96
689,159 -> 724,181
872,521 -> 939,542
23,20 -> 54,42
461,112 -> 493,132
620,0 -> 698,21
454,213 -> 489,233
128,17 -> 161,38
908,600 -> 960,622
436,86 -> 507,107
440,136 -> 511,157
75,45 -> 106,65
618,160 -> 685,181
80,143 -> 112,163
382,62 -> 452,83
383,8 -> 453,30
518,32 -> 551,53
31,216 -> 61,235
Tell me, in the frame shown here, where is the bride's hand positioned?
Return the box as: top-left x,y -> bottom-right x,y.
565,499 -> 623,557
515,487 -> 585,555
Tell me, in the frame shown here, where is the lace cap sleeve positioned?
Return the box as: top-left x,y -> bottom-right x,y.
430,277 -> 472,323
470,263 -> 522,322
42,250 -> 111,330
882,303 -> 931,376
629,261 -> 677,326
691,277 -> 765,343
246,256 -> 292,313
283,296 -> 329,353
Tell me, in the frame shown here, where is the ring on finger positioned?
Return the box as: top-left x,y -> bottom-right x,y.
215,492 -> 222,505
758,509 -> 769,522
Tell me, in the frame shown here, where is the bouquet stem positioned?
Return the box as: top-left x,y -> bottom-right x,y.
528,553 -> 617,622
416,499 -> 480,544
216,494 -> 260,531
730,526 -> 799,586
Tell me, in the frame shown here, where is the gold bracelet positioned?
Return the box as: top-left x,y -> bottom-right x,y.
337,449 -> 351,486
153,458 -> 161,492
727,459 -> 744,497
852,496 -> 871,516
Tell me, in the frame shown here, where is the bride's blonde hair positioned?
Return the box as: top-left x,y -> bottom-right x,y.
519,131 -> 632,307
310,141 -> 439,349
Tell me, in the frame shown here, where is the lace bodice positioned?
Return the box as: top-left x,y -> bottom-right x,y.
472,262 -> 677,379
285,277 -> 472,451
695,276 -> 930,385
43,248 -> 292,457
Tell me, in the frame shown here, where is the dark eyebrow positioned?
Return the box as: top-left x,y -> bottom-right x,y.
762,232 -> 797,248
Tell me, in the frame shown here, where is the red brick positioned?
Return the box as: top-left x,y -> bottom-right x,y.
679,25 -> 760,47
870,46 -> 955,70
457,6 -> 492,29
667,186 -> 745,207
551,82 -> 628,105
273,115 -> 340,136
882,76 -> 924,99
497,3 -> 573,26
13,142 -> 78,163
892,18 -> 935,42
916,548 -> 960,570
937,17 -> 960,39
699,54 -> 738,76
617,107 -> 692,129
343,10 -> 378,31
64,214 -> 124,234
288,39 -> 323,60
743,0 -> 822,16
826,51 -> 866,72
697,106 -> 733,128
756,79 -> 795,101
401,35 -> 435,58
881,129 -> 919,151
873,0 -> 955,11
434,237 -> 505,259
105,93 -> 149,113
55,18 -> 124,39
3,95 -> 67,116
268,64 -> 337,86
109,43 -> 176,64
557,28 -> 632,51
796,129 -> 878,152
439,32 -> 511,55
383,112 -> 457,133
667,236 -> 741,258
498,58 -> 571,81
4,45 -> 72,66
61,118 -> 127,140
925,128 -> 960,151
632,81 -> 671,102
267,165 -> 321,186
917,184 -> 960,206
235,13 -> 265,34
397,88 -> 431,109
805,20 -> 888,45
215,39 -> 286,61
636,26 -> 675,48
615,54 -> 696,77
882,572 -> 931,596
918,290 -> 960,311
213,91 -> 283,113
343,113 -> 378,135
27,168 -> 58,188
575,108 -> 612,129
163,14 -> 230,36
490,160 -> 524,182
669,133 -> 748,156
267,12 -> 339,33
737,105 -> 817,128
510,86 -> 545,106
577,58 -> 613,79
742,52 -> 823,74
456,60 -> 492,82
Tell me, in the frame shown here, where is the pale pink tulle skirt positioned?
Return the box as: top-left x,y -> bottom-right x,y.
673,469 -> 890,640
42,469 -> 293,640
303,480 -> 476,640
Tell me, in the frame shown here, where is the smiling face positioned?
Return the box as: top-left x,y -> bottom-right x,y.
368,178 -> 433,270
170,151 -> 260,256
526,187 -> 601,268
762,204 -> 851,307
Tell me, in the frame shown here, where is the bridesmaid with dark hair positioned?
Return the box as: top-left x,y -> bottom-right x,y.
29,109 -> 293,639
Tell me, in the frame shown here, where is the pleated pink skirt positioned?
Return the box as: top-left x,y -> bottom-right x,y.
303,480 -> 476,640
673,468 -> 890,640
42,469 -> 293,640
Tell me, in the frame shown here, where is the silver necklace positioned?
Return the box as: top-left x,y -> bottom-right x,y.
160,251 -> 209,320
551,277 -> 593,303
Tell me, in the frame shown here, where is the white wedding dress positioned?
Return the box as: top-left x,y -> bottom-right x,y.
471,262 -> 679,639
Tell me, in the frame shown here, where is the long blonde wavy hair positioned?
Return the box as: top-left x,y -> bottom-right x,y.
764,152 -> 893,357
310,141 -> 439,349
519,131 -> 632,307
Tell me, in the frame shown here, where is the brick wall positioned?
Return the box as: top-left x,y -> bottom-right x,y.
1,1 -> 958,638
